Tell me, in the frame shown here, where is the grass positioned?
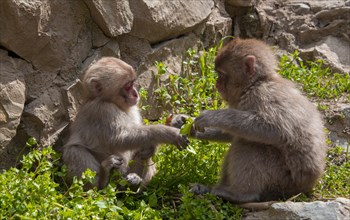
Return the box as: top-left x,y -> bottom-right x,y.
279,50 -> 349,101
0,44 -> 349,219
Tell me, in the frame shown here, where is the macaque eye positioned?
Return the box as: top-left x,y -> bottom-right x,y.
124,80 -> 135,91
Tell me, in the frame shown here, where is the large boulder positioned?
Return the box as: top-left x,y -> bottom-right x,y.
0,0 -> 92,71
83,0 -> 133,37
0,50 -> 26,148
129,0 -> 215,43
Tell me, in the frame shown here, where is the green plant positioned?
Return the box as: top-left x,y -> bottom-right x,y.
279,51 -> 350,100
152,46 -> 225,117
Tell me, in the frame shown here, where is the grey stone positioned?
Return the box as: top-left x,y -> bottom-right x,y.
83,0 -> 133,37
243,198 -> 350,220
300,36 -> 350,74
0,50 -> 26,148
129,0 -> 214,43
288,3 -> 311,14
23,87 -> 68,146
0,0 -> 92,71
226,0 -> 257,7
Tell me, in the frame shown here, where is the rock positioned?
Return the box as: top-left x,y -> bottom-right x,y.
231,0 -> 350,74
118,34 -> 152,68
129,0 -> 214,43
62,80 -> 84,122
243,198 -> 350,220
83,0 -> 133,37
0,50 -> 26,148
136,34 -> 200,120
325,103 -> 350,150
315,7 -> 350,21
195,2 -> 232,48
226,0 -> 257,7
300,36 -> 350,74
0,0 -> 92,71
91,22 -> 110,48
23,87 -> 68,146
287,3 -> 311,14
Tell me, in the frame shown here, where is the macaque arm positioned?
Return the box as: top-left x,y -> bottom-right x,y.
112,124 -> 188,151
169,114 -> 232,142
193,128 -> 232,142
195,109 -> 284,145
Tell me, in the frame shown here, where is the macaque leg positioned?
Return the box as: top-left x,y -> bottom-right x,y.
98,155 -> 124,189
211,185 -> 260,203
190,183 -> 272,210
127,146 -> 157,191
63,145 -> 124,190
63,145 -> 100,189
190,183 -> 259,202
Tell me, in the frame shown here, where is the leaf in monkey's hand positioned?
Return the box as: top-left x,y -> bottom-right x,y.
180,117 -> 194,136
180,123 -> 192,135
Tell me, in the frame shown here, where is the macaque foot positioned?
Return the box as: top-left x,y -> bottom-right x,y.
190,183 -> 211,194
126,173 -> 143,186
101,155 -> 123,171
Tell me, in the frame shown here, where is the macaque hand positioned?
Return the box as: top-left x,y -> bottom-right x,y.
169,114 -> 189,128
194,110 -> 215,132
173,134 -> 190,150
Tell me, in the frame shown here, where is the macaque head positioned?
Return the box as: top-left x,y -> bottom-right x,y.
214,38 -> 276,101
83,57 -> 139,111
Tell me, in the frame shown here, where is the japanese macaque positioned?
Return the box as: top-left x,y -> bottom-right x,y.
171,38 -> 327,209
63,57 -> 189,190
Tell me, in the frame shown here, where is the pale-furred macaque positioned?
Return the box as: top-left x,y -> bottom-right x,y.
63,57 -> 188,190
171,38 -> 327,210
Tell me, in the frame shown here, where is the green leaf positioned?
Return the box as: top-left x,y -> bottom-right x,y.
148,193 -> 158,208
96,201 -> 107,209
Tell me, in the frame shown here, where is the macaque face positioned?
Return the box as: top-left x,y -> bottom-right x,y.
83,57 -> 141,111
121,79 -> 139,107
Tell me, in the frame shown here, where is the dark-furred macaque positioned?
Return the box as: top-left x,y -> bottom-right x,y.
63,57 -> 188,190
171,38 -> 327,209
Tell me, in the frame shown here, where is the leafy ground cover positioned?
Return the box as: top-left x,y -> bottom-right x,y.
0,44 -> 349,219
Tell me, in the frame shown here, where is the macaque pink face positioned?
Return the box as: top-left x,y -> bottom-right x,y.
123,80 -> 139,106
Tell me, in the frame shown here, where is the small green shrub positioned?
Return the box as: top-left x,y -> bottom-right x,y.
153,46 -> 225,117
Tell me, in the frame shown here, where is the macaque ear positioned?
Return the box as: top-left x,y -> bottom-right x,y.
91,80 -> 102,96
243,55 -> 256,78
